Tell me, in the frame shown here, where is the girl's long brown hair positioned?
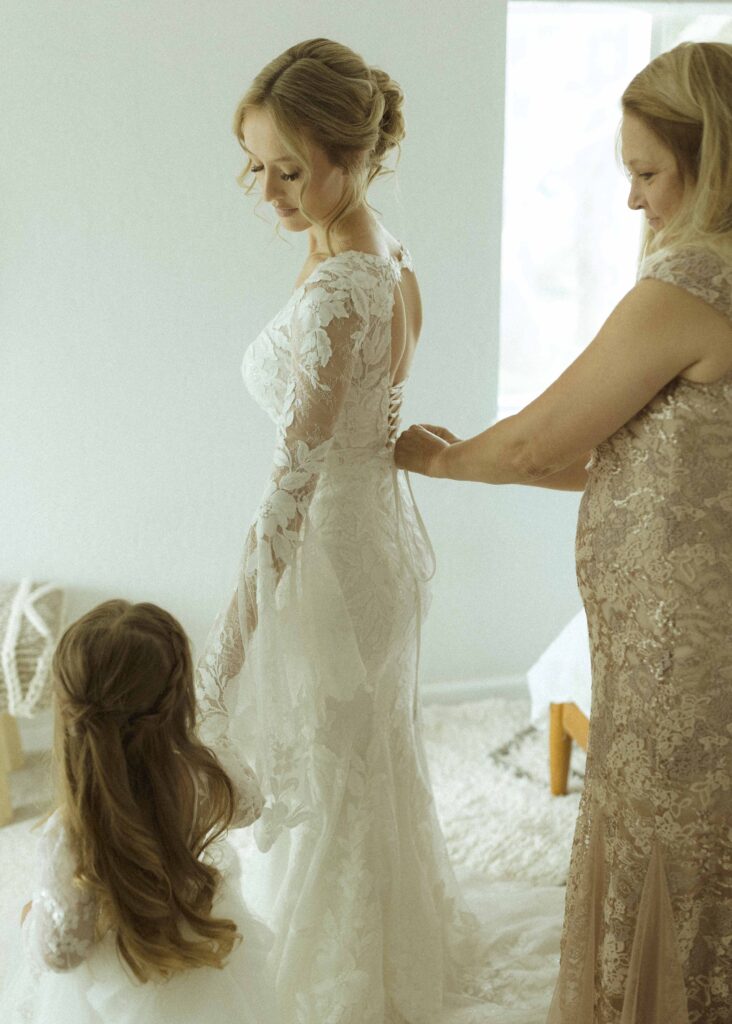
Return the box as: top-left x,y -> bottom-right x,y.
52,599 -> 239,981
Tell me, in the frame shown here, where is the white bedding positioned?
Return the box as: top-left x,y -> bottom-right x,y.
526,609 -> 592,722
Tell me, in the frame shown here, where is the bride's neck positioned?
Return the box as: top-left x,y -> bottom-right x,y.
308,206 -> 382,257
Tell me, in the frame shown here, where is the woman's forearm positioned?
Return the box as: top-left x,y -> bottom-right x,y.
526,453 -> 591,491
398,416 -> 585,486
435,415 -> 537,485
434,420 -> 589,490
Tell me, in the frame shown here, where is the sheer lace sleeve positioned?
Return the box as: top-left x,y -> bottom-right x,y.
23,811 -> 97,972
195,270 -> 366,785
227,757 -> 264,828
638,245 -> 732,323
246,274 -> 365,586
195,748 -> 265,830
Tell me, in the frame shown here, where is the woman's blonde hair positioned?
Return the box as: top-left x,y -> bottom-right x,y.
51,600 -> 238,982
622,41 -> 732,258
233,38 -> 405,253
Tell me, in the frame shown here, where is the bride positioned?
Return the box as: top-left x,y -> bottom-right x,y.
195,38 -> 489,1024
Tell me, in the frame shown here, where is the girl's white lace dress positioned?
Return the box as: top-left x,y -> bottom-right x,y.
0,764 -> 275,1024
196,248 -> 492,1024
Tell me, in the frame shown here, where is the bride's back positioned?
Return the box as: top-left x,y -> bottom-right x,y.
388,246 -> 423,388
322,239 -> 422,459
308,228 -> 423,390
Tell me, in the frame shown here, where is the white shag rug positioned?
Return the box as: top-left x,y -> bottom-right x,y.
422,697 -> 584,886
0,696 -> 584,1005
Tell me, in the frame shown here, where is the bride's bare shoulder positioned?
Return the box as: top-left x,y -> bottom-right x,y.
374,226 -> 405,262
294,251 -> 334,290
293,226 -> 412,290
339,225 -> 405,262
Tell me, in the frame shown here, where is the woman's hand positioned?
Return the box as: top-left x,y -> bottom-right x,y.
394,424 -> 462,477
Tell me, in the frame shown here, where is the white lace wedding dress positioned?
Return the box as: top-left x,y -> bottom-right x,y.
196,247 -> 494,1024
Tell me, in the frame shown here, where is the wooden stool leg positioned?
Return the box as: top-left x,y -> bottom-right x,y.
0,713 -> 24,772
0,768 -> 12,827
563,701 -> 590,752
550,702 -> 572,796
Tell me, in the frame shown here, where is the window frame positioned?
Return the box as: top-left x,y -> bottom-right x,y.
497,0 -> 732,419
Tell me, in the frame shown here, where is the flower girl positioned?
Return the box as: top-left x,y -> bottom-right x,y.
0,599 -> 275,1024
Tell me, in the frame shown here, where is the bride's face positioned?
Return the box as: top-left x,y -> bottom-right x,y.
621,112 -> 686,231
243,106 -> 347,233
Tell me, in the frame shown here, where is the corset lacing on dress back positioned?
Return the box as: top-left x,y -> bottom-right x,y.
387,381 -> 407,448
387,404 -> 435,720
384,378 -> 435,586
386,377 -> 436,724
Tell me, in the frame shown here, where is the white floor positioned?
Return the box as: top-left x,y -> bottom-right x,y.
0,692 -> 579,1023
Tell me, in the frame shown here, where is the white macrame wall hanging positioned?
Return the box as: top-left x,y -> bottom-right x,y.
0,580 -> 66,718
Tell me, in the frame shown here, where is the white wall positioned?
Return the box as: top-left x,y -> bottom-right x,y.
2,0 -> 583,685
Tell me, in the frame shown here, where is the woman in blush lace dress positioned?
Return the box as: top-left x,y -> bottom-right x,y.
397,42 -> 732,1024
195,38 -> 495,1024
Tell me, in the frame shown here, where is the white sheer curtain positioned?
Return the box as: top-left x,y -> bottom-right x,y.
498,0 -> 732,419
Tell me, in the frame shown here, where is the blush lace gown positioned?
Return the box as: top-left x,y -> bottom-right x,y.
195,248 -> 496,1024
548,246 -> 732,1024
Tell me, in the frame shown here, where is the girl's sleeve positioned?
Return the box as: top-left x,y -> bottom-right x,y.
195,271 -> 366,769
192,746 -> 265,830
23,812 -> 97,972
223,756 -> 265,829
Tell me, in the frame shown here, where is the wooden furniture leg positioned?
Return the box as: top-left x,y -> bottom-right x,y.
0,713 -> 24,771
0,773 -> 11,826
0,713 -> 24,827
562,702 -> 589,751
550,702 -> 590,796
0,760 -> 12,826
550,703 -> 572,796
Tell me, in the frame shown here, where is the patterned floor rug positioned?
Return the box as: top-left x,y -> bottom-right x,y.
422,697 -> 584,886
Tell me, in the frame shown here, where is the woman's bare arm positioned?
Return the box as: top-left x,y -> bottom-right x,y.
396,279 -> 729,483
528,453 -> 591,491
407,426 -> 589,490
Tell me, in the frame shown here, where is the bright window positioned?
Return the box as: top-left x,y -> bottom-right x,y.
498,1 -> 732,419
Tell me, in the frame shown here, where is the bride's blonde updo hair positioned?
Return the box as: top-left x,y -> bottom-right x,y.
233,38 -> 405,252
621,41 -> 732,258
